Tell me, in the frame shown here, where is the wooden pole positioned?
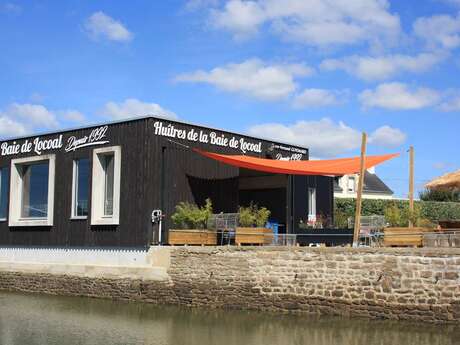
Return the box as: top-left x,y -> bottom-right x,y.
353,132 -> 367,247
409,146 -> 414,228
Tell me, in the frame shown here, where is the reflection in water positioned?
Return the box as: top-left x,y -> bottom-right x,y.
0,291 -> 459,345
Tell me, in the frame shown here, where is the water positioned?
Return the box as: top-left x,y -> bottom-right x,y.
0,291 -> 459,345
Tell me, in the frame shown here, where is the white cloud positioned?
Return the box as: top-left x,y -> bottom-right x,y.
60,110 -> 86,123
100,98 -> 177,120
0,116 -> 27,138
208,0 -> 400,47
369,125 -> 406,147
413,13 -> 460,49
0,103 -> 88,139
359,82 -> 440,110
210,0 -> 265,39
248,118 -> 406,157
292,88 -> 345,108
175,58 -> 313,101
5,103 -> 58,128
247,118 -> 362,157
320,52 -> 445,81
439,94 -> 460,111
84,11 -> 133,42
247,119 -> 406,157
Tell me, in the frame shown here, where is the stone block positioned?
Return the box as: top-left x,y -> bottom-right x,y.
443,272 -> 459,280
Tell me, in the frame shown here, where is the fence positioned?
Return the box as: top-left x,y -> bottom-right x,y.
423,232 -> 460,248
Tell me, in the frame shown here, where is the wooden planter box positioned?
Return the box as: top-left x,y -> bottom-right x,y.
235,227 -> 273,246
383,227 -> 432,247
168,229 -> 217,246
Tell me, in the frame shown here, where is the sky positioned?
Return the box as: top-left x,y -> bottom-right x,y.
0,0 -> 459,198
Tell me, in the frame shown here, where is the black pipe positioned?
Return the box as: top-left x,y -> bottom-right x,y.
159,146 -> 166,244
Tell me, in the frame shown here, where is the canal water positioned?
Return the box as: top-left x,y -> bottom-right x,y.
0,291 -> 459,345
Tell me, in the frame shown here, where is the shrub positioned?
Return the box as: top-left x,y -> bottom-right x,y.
333,209 -> 349,228
238,205 -> 255,227
238,203 -> 271,228
335,198 -> 460,225
255,206 -> 271,227
419,188 -> 460,202
171,198 -> 213,229
384,202 -> 404,227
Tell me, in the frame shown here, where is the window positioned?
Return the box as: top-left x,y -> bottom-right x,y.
21,162 -> 49,218
91,146 -> 121,225
72,158 -> 90,218
0,167 -> 9,220
308,187 -> 316,221
348,176 -> 356,193
9,154 -> 55,227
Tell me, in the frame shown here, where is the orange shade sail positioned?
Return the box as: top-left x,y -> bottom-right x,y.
194,149 -> 399,176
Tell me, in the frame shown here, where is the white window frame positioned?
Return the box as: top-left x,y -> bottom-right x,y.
308,187 -> 316,221
91,146 -> 121,225
9,154 -> 56,227
71,159 -> 89,220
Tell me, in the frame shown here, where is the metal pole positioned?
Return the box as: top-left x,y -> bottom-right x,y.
353,132 -> 367,247
409,146 -> 414,228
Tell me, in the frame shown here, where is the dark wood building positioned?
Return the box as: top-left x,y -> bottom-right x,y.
0,116 -> 334,249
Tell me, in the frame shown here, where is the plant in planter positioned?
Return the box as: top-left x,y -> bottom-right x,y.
171,198 -> 213,229
169,198 -> 216,245
238,203 -> 271,227
236,203 -> 272,245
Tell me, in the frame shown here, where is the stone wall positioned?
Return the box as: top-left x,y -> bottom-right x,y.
1,246 -> 460,323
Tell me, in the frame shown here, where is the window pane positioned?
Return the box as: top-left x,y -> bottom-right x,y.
0,167 -> 9,219
21,162 -> 49,218
103,154 -> 114,216
74,159 -> 89,217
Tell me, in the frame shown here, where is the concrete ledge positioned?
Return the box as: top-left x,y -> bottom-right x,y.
0,261 -> 169,281
0,247 -> 152,267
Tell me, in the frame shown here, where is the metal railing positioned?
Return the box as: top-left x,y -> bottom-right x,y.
348,215 -> 386,230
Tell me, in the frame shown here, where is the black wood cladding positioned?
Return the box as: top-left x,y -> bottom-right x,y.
0,117 -> 333,248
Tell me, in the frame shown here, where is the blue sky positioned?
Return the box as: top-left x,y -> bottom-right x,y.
0,0 -> 459,197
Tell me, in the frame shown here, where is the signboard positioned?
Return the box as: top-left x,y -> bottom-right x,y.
0,126 -> 110,157
152,120 -> 308,160
153,121 -> 263,154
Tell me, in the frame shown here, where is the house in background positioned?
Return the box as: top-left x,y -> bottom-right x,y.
334,167 -> 394,200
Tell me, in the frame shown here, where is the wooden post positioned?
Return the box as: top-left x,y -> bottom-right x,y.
408,146 -> 414,228
353,132 -> 367,247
